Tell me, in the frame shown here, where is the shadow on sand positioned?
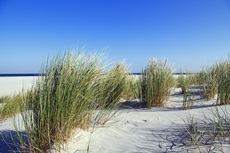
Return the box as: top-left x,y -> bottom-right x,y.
131,122 -> 230,153
0,130 -> 29,152
119,97 -> 218,113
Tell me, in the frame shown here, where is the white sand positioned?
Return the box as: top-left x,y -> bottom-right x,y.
0,76 -> 39,97
1,77 -> 230,153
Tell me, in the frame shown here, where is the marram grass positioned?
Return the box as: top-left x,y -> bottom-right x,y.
0,95 -> 11,104
177,72 -> 196,110
122,74 -> 140,101
198,67 -> 218,101
180,106 -> 230,152
215,57 -> 230,105
139,58 -> 176,108
0,89 -> 34,121
13,51 -> 123,152
96,63 -> 128,106
1,50 -> 229,152
197,55 -> 230,104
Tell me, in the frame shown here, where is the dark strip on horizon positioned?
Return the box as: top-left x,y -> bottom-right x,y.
0,73 -> 187,77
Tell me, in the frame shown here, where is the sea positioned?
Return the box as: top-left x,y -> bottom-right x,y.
0,73 -> 42,77
0,73 -> 184,77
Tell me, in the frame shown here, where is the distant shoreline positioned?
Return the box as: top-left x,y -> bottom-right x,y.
0,73 -> 44,77
0,73 -> 187,77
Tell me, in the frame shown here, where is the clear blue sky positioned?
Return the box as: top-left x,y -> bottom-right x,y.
1,0 -> 230,73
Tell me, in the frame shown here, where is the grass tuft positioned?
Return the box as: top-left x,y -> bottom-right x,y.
139,58 -> 176,108
12,50 -> 121,152
0,90 -> 34,120
177,72 -> 196,110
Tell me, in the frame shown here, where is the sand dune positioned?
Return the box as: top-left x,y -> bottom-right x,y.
0,77 -> 230,153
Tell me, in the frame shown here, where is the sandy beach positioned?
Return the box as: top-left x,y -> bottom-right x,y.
0,77 -> 39,97
1,77 -> 230,153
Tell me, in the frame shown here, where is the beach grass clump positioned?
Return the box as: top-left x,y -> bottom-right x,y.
177,72 -> 196,110
15,50 -> 121,152
0,95 -> 11,103
183,90 -> 195,110
199,67 -> 218,101
204,107 -> 230,147
96,63 -> 128,106
122,74 -> 140,101
126,75 -> 142,100
180,115 -> 205,151
0,94 -> 22,120
0,90 -> 34,120
215,57 -> 230,105
180,106 -> 230,152
177,73 -> 187,94
198,55 -> 230,104
90,62 -> 130,125
140,58 -> 176,108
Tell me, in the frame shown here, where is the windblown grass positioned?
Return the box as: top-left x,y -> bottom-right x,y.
215,57 -> 230,105
2,50 -> 229,152
122,74 -> 140,101
91,62 -> 129,125
180,107 -> 230,152
0,90 -> 34,120
197,55 -> 230,104
178,53 -> 230,152
12,50 -> 122,152
177,74 -> 187,94
0,94 -> 22,121
0,95 -> 11,103
139,58 -> 176,108
96,63 -> 128,106
177,72 -> 196,110
199,67 -> 218,101
128,75 -> 142,100
180,114 -> 206,152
